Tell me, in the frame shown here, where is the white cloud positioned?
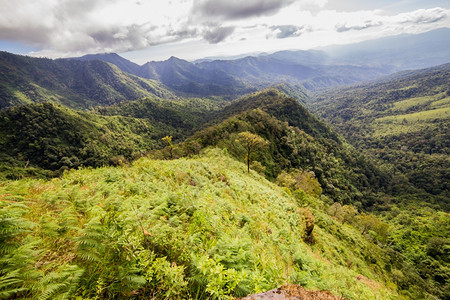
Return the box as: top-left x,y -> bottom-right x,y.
396,7 -> 449,24
0,0 -> 448,59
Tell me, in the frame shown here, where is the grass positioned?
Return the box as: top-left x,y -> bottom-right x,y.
391,96 -> 436,112
430,96 -> 450,109
377,106 -> 449,123
372,103 -> 449,137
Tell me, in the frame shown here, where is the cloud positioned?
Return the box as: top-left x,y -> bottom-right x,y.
335,20 -> 383,32
0,0 -> 449,59
398,7 -> 448,24
0,0 -> 199,56
203,26 -> 235,43
333,8 -> 449,33
269,25 -> 309,38
192,0 -> 296,21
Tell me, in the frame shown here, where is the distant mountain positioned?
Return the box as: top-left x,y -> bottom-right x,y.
198,56 -> 318,83
321,27 -> 450,70
192,51 -> 265,63
138,56 -> 251,96
72,52 -> 390,96
194,55 -> 389,91
0,51 -> 175,109
261,49 -> 330,66
64,28 -> 450,98
75,52 -> 141,75
310,63 -> 450,206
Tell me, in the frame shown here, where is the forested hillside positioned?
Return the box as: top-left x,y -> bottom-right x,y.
0,47 -> 449,299
310,63 -> 450,208
0,102 -> 169,179
0,52 -> 175,109
182,89 -> 389,205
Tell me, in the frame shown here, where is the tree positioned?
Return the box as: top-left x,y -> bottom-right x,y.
162,135 -> 175,159
356,213 -> 389,243
236,132 -> 269,173
276,169 -> 322,197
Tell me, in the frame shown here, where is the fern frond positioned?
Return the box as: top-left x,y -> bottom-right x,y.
37,264 -> 84,300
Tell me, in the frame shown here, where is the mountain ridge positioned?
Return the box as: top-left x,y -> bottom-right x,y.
0,51 -> 176,109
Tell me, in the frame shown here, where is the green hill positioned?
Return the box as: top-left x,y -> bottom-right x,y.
0,89 -> 390,205
96,96 -> 227,138
0,102 -> 172,179
0,149 -> 402,299
310,63 -> 450,207
185,93 -> 389,205
0,52 -> 176,109
0,80 -> 448,299
210,88 -> 340,142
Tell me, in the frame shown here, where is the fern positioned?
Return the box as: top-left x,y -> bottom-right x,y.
0,202 -> 34,254
0,269 -> 26,298
76,216 -> 105,262
75,209 -> 148,298
0,202 -> 41,298
36,264 -> 84,300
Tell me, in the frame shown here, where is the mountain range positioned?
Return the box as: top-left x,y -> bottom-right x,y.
0,28 -> 449,299
2,28 -> 449,107
0,51 -> 176,109
82,28 -> 450,94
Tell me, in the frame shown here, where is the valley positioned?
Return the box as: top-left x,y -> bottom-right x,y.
0,28 -> 449,299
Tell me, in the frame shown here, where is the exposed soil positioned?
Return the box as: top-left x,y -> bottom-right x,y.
238,284 -> 345,300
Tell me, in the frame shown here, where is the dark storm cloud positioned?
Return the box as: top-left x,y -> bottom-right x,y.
270,25 -> 308,38
335,21 -> 382,32
192,0 -> 296,20
203,26 -> 235,43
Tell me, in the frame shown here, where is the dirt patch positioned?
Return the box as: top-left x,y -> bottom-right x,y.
238,284 -> 345,300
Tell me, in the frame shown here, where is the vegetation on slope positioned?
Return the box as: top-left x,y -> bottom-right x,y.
0,149 -> 400,299
0,75 -> 447,299
308,64 -> 450,299
157,89 -> 389,206
211,89 -> 340,142
96,96 -> 227,138
0,93 -> 229,180
311,63 -> 450,208
0,51 -> 176,109
0,102 -> 170,179
182,108 -> 388,206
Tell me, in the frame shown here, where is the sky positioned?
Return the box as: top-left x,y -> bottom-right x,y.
0,0 -> 449,64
